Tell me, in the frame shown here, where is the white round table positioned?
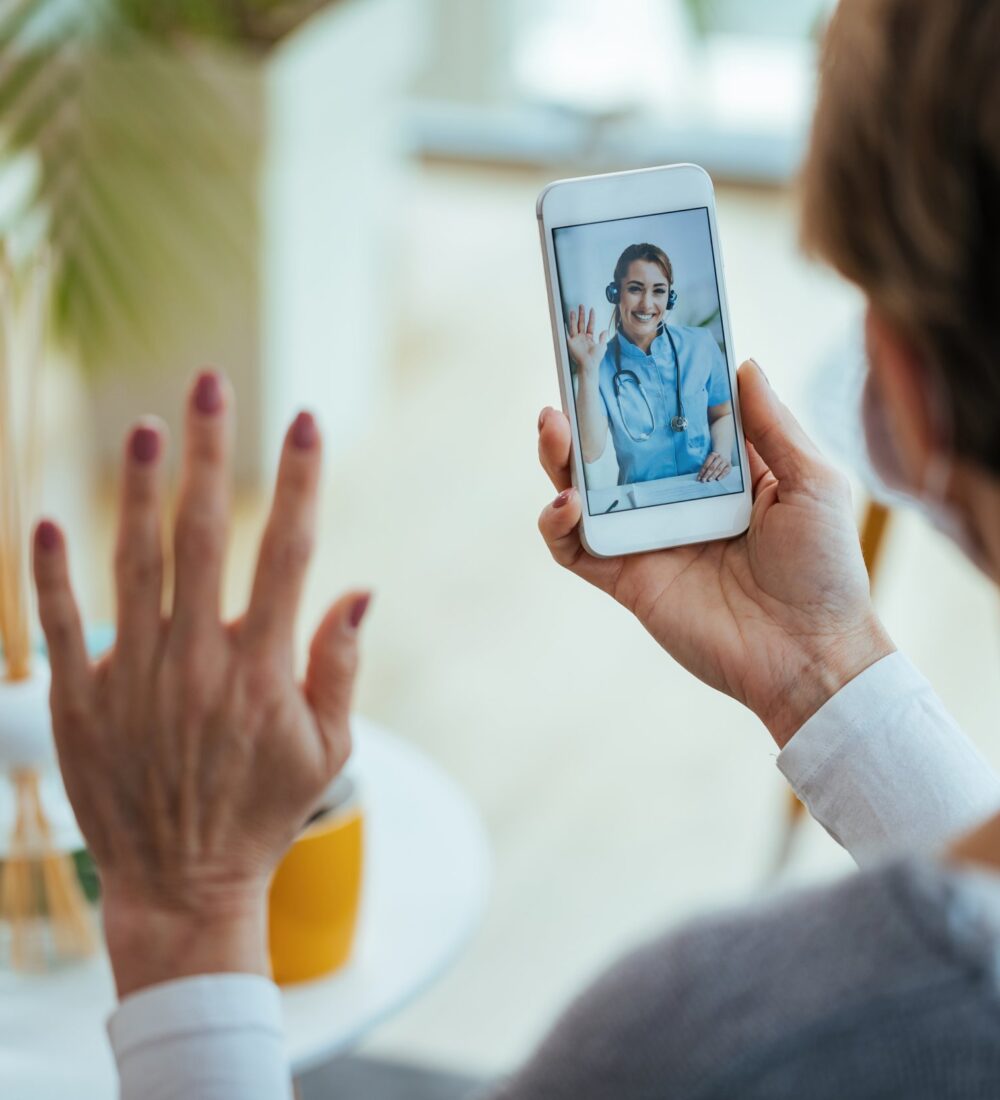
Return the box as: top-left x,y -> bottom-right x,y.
0,717 -> 491,1098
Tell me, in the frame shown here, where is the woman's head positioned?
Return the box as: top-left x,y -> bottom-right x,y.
610,243 -> 674,349
801,0 -> 1000,489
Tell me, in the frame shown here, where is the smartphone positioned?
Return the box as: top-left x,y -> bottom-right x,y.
537,164 -> 752,557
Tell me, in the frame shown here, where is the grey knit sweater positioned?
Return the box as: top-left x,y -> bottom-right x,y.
489,859 -> 1000,1099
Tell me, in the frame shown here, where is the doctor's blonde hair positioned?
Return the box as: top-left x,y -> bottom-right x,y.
610,243 -> 674,335
800,0 -> 1000,473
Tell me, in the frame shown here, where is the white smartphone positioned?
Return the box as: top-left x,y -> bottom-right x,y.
537,164 -> 752,557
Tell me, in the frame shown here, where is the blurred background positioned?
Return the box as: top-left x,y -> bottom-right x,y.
2,0 -> 999,1087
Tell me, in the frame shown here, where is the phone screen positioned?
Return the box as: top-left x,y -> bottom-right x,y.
552,207 -> 744,517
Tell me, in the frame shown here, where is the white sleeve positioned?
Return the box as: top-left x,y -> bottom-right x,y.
108,974 -> 293,1100
777,652 -> 1000,866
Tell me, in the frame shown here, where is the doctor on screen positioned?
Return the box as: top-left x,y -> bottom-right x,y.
567,242 -> 736,485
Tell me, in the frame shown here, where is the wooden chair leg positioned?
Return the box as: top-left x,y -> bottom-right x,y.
860,500 -> 892,580
768,789 -> 807,876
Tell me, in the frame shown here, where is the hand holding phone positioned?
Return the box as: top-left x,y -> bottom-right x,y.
537,164 -> 750,555
536,361 -> 894,747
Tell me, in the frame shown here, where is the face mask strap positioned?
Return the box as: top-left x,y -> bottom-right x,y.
916,349 -> 964,505
922,451 -> 953,507
864,329 -> 989,572
922,352 -> 960,459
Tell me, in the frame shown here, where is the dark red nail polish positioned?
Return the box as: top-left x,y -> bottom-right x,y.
348,593 -> 371,630
131,425 -> 160,464
553,489 -> 572,509
291,411 -> 317,450
36,520 -> 60,551
193,371 -> 223,415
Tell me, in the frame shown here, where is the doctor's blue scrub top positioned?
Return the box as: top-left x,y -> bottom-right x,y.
597,325 -> 730,485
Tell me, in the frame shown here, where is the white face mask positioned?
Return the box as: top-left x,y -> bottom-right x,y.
861,369 -> 990,572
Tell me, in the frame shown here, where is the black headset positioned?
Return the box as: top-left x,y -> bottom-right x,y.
606,281 -> 678,310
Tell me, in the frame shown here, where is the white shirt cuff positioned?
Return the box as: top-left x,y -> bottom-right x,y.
108,974 -> 292,1100
778,652 -> 1000,865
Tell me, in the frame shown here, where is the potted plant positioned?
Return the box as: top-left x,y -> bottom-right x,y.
0,0 -> 420,484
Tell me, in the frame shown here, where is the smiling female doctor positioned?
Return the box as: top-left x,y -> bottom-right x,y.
567,242 -> 736,485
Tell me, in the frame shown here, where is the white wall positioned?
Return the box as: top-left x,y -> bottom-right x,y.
262,0 -> 425,474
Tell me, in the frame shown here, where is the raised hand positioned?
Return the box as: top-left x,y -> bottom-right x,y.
537,361 -> 894,746
566,305 -> 609,378
32,371 -> 370,995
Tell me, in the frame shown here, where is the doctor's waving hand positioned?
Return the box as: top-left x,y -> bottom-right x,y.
566,243 -> 735,486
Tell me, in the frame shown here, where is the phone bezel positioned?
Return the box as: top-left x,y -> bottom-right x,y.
537,163 -> 752,557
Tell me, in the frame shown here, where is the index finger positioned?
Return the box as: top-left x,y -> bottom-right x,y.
242,412 -> 322,653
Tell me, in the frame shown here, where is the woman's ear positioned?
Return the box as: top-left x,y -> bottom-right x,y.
864,306 -> 940,474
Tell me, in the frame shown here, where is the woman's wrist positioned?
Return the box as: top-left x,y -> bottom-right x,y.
102,884 -> 271,999
758,619 -> 896,748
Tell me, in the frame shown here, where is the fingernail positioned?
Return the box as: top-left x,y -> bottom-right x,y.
348,593 -> 372,630
553,488 -> 572,509
193,371 -> 223,415
538,407 -> 550,433
291,411 -> 317,450
131,424 -> 160,464
748,358 -> 770,386
36,520 -> 60,552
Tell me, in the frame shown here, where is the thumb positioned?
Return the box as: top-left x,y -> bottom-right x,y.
737,360 -> 823,487
305,589 -> 371,742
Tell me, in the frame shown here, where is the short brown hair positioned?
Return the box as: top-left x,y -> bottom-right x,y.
611,243 -> 674,332
800,0 -> 1000,473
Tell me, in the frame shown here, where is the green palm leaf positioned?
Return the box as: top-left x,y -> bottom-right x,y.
0,0 -> 329,377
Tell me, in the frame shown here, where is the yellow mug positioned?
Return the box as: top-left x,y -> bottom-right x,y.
268,776 -> 363,985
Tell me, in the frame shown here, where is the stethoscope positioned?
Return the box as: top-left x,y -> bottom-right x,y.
605,278 -> 687,443
611,323 -> 687,443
